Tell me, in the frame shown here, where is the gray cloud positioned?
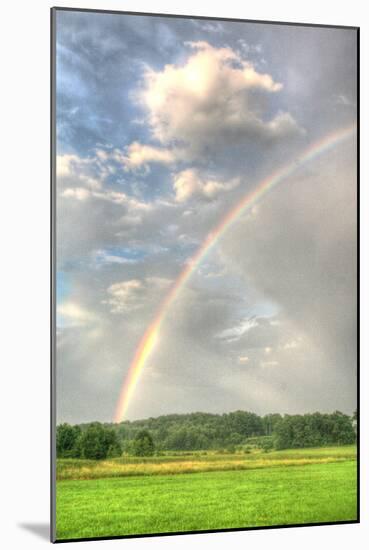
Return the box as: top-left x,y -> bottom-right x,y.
217,142 -> 357,413
55,12 -> 357,423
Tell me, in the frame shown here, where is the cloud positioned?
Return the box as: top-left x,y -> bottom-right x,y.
283,337 -> 302,350
57,152 -> 151,209
217,317 -> 258,342
193,21 -> 225,34
104,277 -> 172,314
173,168 -> 239,202
93,249 -> 140,266
237,39 -> 263,55
122,142 -> 183,171
57,301 -> 96,327
62,187 -> 91,201
61,185 -> 150,210
56,151 -> 159,266
57,153 -> 102,190
104,279 -> 146,313
334,93 -> 355,107
130,142 -> 355,420
218,142 -> 357,412
55,16 -> 357,423
136,41 -> 302,158
57,154 -> 76,178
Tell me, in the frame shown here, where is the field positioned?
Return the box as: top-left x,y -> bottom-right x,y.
55,446 -> 357,540
57,445 -> 356,480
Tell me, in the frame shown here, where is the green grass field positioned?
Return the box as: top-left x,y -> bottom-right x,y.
56,447 -> 357,540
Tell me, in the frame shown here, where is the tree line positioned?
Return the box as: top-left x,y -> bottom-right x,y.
57,410 -> 356,459
56,422 -> 122,459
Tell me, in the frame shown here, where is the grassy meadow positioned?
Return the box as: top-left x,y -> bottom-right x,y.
56,445 -> 357,540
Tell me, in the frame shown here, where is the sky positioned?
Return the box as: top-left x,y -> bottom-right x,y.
55,10 -> 357,424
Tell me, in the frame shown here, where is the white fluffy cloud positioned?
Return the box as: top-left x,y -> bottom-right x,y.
137,41 -> 302,156
62,187 -> 91,201
173,168 -> 239,202
122,142 -> 183,171
57,152 -> 151,212
61,185 -> 150,210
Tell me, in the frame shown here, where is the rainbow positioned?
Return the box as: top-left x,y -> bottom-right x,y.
114,124 -> 356,422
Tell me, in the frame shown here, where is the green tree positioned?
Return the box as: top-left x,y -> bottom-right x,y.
107,441 -> 122,458
274,412 -> 356,450
262,414 -> 283,436
226,411 -> 264,438
104,428 -> 122,458
166,427 -> 189,450
260,437 -> 274,452
274,416 -> 294,450
81,422 -> 109,460
132,430 -> 155,456
330,411 -> 356,445
56,423 -> 81,458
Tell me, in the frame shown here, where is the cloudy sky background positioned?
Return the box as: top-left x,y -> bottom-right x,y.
55,10 -> 357,423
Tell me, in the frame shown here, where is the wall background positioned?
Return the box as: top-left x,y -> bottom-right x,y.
0,1 -> 366,548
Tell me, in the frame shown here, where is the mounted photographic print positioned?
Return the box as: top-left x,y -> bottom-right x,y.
51,7 -> 359,542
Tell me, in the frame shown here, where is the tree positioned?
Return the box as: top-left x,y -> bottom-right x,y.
56,423 -> 81,458
104,428 -> 122,458
166,427 -> 189,450
260,437 -> 274,453
132,430 -> 155,456
226,411 -> 264,438
262,414 -> 283,436
330,411 -> 356,445
274,412 -> 356,449
274,416 -> 294,450
107,441 -> 122,458
81,422 -> 109,460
